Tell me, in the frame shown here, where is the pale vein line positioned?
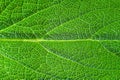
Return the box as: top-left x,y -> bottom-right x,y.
0,0 -> 63,32
0,39 -> 119,42
0,50 -> 60,79
40,43 -> 120,71
98,41 -> 120,58
42,7 -> 119,38
90,19 -> 120,38
0,0 -> 15,14
42,17 -> 90,37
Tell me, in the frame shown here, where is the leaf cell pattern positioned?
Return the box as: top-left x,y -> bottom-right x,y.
0,0 -> 120,80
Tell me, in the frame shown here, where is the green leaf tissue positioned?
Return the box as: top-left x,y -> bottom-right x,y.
0,0 -> 120,80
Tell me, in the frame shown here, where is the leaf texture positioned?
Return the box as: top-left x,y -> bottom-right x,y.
0,0 -> 120,80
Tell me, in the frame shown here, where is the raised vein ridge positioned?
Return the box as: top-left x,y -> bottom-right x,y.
0,39 -> 119,42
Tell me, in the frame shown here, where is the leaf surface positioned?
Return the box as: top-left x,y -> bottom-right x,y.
0,0 -> 120,79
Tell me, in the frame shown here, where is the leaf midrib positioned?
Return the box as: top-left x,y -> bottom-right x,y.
0,39 -> 119,42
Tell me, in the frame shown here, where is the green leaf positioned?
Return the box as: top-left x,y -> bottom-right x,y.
0,0 -> 120,79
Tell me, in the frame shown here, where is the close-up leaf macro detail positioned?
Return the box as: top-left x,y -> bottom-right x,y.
0,0 -> 120,80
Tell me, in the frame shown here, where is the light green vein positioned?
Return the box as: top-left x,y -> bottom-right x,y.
0,0 -> 63,32
0,52 -> 59,79
40,43 -> 120,71
0,39 -> 119,42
